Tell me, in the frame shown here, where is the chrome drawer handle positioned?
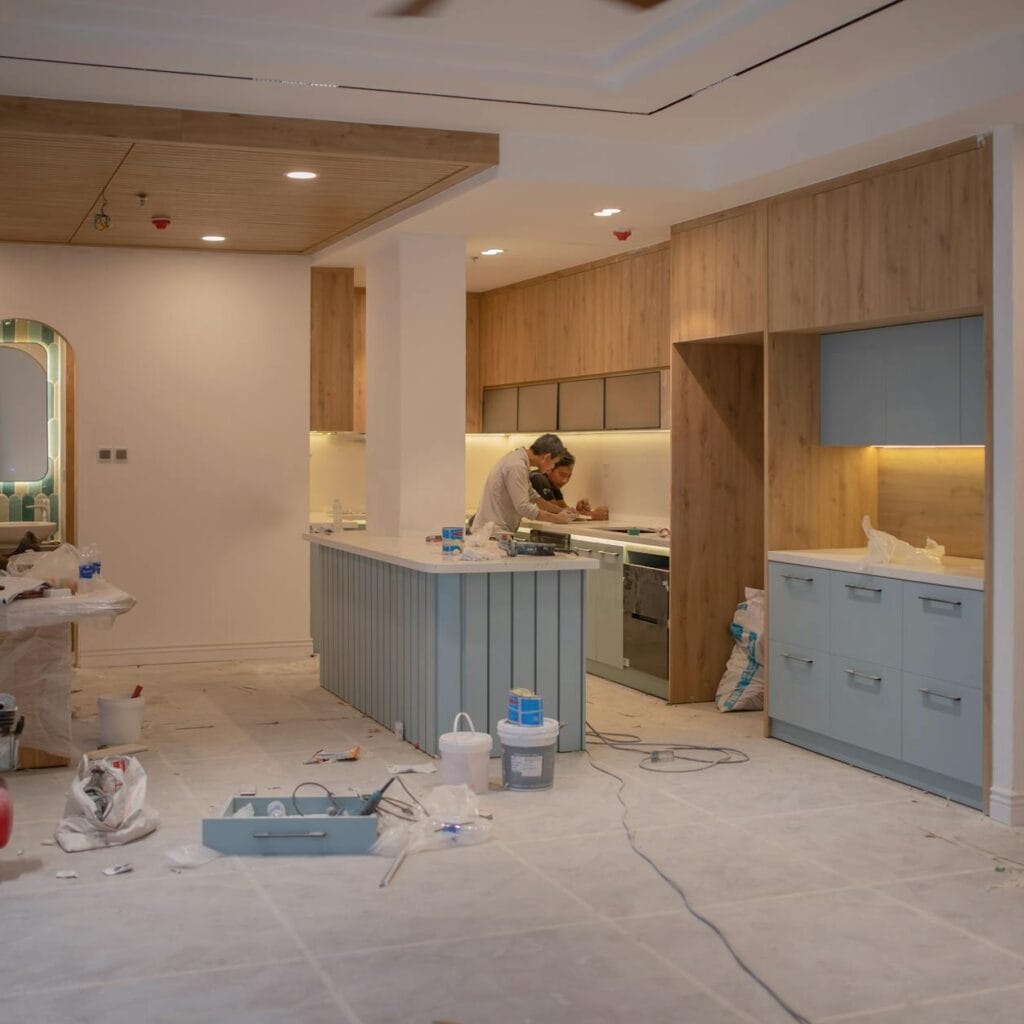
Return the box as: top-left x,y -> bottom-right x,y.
845,669 -> 883,682
781,574 -> 814,583
918,688 -> 961,704
918,595 -> 962,608
782,652 -> 814,665
845,584 -> 882,594
252,831 -> 328,839
575,546 -> 594,554
600,550 -> 623,559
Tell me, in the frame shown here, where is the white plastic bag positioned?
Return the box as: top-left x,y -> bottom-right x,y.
715,588 -> 765,712
30,543 -> 81,591
861,515 -> 944,567
55,754 -> 159,852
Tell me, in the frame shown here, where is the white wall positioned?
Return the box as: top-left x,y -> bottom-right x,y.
990,126 -> 1024,825
0,244 -> 311,665
468,431 -> 671,525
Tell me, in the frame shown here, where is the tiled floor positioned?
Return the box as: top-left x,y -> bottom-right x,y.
3,662 -> 1024,1024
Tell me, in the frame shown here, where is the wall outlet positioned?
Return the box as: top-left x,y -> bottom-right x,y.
97,447 -> 112,463
114,448 -> 128,462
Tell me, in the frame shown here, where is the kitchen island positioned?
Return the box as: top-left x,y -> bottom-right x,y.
306,533 -> 597,755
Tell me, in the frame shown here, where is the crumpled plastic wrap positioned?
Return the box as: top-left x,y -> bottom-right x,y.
372,783 -> 492,858
0,579 -> 136,757
861,515 -> 945,568
0,624 -> 74,755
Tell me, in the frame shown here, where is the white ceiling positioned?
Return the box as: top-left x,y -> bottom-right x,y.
3,0 -> 1024,288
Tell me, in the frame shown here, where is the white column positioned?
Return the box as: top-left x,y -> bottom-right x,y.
990,125 -> 1024,825
364,234 -> 466,537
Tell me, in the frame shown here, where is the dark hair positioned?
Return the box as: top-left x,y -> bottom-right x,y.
529,433 -> 565,458
555,451 -> 576,469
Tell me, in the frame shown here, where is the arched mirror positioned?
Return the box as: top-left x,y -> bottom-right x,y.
0,344 -> 48,481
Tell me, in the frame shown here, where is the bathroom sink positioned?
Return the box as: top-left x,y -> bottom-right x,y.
0,521 -> 56,548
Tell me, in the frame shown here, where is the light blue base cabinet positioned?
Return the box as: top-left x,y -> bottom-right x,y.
769,559 -> 983,808
310,543 -> 587,755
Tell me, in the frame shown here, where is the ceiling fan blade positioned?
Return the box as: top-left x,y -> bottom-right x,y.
387,0 -> 448,14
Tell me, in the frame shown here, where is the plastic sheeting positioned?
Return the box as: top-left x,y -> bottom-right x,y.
0,579 -> 135,757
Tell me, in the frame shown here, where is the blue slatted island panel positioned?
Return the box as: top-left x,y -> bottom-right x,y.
307,535 -> 595,755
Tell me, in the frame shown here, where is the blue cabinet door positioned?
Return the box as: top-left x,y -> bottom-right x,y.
883,319 -> 961,445
959,316 -> 985,445
820,329 -> 886,445
902,582 -> 983,688
769,562 -> 830,651
830,655 -> 902,759
829,571 -> 902,668
769,641 -> 830,734
902,672 -> 982,785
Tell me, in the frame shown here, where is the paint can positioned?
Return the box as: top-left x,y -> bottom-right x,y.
497,718 -> 560,790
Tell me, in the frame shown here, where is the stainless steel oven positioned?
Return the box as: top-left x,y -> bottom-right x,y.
622,554 -> 669,680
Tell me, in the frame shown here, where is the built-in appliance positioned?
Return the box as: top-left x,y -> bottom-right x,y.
622,553 -> 670,680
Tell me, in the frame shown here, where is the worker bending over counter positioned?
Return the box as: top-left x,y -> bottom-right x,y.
530,451 -> 609,521
471,434 -> 577,534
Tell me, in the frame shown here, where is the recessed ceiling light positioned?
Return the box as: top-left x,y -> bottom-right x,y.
480,248 -> 505,256
286,171 -> 318,180
593,208 -> 622,217
202,235 -> 226,242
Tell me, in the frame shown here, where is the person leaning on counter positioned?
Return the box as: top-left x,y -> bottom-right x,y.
471,434 -> 577,534
530,451 -> 610,522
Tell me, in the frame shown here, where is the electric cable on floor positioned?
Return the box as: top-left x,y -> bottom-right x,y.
586,721 -> 750,772
585,722 -> 812,1024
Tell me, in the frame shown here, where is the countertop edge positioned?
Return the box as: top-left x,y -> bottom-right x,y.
768,549 -> 984,591
305,533 -> 598,574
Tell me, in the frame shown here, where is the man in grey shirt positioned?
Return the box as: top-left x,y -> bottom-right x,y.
471,434 -> 577,534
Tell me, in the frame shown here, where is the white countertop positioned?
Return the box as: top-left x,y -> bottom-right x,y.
768,548 -> 984,591
305,532 -> 598,574
522,519 -> 671,551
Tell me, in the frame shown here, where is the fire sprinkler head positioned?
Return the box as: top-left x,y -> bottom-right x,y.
151,216 -> 171,230
613,229 -> 632,241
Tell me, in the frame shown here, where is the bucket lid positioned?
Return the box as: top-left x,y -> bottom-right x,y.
497,717 -> 560,746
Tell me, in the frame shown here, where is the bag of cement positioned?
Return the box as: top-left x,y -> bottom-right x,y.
861,515 -> 944,568
715,588 -> 765,712
55,754 -> 159,852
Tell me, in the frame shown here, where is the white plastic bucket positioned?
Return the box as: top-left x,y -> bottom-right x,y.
438,712 -> 493,794
97,696 -> 145,746
497,717 -> 560,790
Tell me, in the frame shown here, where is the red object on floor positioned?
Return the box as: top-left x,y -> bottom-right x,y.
0,780 -> 12,849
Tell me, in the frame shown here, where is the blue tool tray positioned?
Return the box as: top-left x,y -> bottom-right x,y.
202,796 -> 378,855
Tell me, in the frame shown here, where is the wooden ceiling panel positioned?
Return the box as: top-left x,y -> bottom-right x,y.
0,96 -> 499,254
0,136 -> 130,242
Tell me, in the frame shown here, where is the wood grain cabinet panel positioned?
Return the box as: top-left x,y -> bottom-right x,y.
310,267 -> 355,431
670,206 -> 765,343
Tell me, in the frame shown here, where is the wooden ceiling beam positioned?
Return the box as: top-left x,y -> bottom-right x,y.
0,95 -> 500,168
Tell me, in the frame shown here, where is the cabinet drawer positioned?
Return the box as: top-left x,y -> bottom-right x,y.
829,656 -> 901,759
830,572 -> 901,668
769,562 -> 830,650
769,641 -> 829,734
902,583 -> 982,688
902,673 -> 982,785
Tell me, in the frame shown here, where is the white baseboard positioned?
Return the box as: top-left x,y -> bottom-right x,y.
988,786 -> 1024,826
77,639 -> 314,668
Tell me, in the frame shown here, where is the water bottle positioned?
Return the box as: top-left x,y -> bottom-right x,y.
267,800 -> 287,818
332,499 -> 343,529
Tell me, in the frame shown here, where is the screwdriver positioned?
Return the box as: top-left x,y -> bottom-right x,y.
355,776 -> 397,817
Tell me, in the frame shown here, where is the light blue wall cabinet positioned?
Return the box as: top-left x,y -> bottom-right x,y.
576,540 -> 624,670
883,319 -> 961,444
769,558 -> 983,808
821,316 -> 984,446
820,329 -> 886,445
959,316 -> 985,445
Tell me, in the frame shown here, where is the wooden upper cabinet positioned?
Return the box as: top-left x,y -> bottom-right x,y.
477,243 -> 670,388
310,267 -> 356,432
769,144 -> 989,331
670,205 -> 766,343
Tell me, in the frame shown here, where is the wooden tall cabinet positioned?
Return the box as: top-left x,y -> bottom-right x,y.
310,268 -> 356,432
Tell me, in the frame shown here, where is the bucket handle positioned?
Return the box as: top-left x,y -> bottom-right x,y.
452,711 -> 478,733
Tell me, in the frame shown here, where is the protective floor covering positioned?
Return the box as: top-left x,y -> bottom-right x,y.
2,661 -> 1024,1024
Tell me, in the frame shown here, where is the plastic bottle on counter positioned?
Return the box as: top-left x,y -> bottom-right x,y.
332,499 -> 344,529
